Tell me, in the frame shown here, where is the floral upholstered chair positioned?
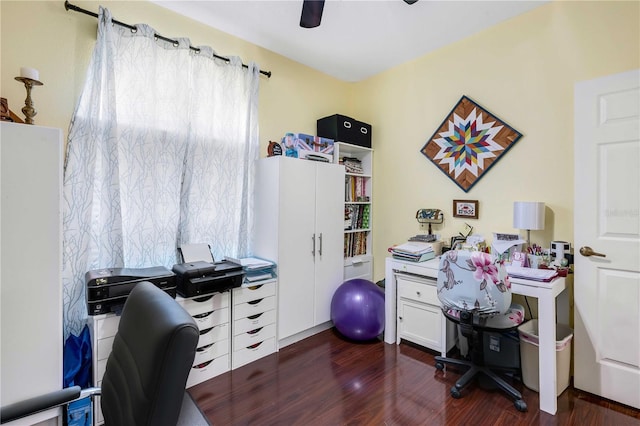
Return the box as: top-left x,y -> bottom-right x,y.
434,250 -> 527,412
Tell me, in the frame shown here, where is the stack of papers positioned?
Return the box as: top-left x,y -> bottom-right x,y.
389,241 -> 436,262
226,257 -> 277,283
506,265 -> 558,282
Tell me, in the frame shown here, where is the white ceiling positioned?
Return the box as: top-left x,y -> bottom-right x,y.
154,0 -> 548,82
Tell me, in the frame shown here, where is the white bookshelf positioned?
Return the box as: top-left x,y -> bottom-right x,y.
333,142 -> 373,281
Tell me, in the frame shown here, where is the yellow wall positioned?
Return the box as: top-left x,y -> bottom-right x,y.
0,0 -> 352,148
2,1 -> 639,283
354,0 -> 639,279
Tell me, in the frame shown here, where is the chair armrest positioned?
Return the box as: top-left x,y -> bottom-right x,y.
0,386 -> 97,424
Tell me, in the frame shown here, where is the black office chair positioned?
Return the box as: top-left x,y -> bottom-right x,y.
1,281 -> 202,425
434,250 -> 528,412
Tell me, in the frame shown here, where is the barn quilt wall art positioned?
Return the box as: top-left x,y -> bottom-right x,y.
420,95 -> 522,192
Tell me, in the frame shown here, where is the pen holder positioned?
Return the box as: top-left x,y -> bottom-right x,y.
527,254 -> 544,269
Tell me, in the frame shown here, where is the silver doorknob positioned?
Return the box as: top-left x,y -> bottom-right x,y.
579,246 -> 606,258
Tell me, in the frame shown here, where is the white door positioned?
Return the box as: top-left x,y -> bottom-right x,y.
277,158 -> 317,339
574,68 -> 640,409
313,162 -> 345,325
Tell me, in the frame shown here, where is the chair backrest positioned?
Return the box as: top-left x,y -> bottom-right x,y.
437,250 -> 512,317
101,281 -> 199,426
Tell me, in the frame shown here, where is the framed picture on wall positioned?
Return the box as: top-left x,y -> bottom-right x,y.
453,199 -> 479,219
420,95 -> 522,192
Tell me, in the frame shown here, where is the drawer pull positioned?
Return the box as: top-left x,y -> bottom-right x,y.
193,311 -> 213,319
247,327 -> 263,335
248,298 -> 264,305
416,291 -> 421,296
193,359 -> 213,369
247,341 -> 263,350
247,313 -> 264,320
196,343 -> 214,352
247,284 -> 263,291
200,327 -> 213,335
193,294 -> 214,303
398,316 -> 403,321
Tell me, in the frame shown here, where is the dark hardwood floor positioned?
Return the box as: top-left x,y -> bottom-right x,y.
189,328 -> 640,425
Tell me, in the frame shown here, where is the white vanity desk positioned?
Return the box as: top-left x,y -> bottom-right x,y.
384,256 -> 568,416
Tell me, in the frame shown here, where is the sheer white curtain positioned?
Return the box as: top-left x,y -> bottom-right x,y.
62,7 -> 260,337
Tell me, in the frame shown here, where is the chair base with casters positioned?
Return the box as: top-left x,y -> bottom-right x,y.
435,309 -> 527,412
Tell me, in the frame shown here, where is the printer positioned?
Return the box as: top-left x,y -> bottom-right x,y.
86,266 -> 176,315
172,260 -> 244,297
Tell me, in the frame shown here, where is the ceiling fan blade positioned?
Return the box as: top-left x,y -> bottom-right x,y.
300,0 -> 325,28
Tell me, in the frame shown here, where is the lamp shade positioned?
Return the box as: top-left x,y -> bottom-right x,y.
513,201 -> 545,230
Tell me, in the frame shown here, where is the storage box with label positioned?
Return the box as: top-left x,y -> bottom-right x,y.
317,114 -> 372,148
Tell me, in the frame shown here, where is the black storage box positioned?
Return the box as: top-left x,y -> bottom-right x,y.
317,114 -> 372,148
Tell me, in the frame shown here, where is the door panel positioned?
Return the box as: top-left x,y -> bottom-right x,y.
313,162 -> 346,325
574,69 -> 640,409
277,158 -> 317,339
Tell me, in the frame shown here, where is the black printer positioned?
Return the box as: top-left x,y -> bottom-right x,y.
172,260 -> 244,297
85,266 -> 176,315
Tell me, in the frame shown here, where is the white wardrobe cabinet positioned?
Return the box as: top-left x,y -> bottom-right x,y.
254,156 -> 344,347
1,122 -> 64,425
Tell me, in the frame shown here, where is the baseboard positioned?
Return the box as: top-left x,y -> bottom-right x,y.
278,322 -> 333,349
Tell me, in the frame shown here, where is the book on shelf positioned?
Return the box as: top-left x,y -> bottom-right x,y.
342,157 -> 363,174
344,231 -> 368,258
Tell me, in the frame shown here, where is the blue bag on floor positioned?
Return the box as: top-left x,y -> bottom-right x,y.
66,397 -> 92,426
63,324 -> 92,388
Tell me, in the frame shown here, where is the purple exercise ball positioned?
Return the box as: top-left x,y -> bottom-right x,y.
331,278 -> 385,341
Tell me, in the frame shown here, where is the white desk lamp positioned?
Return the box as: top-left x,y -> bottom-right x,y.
513,201 -> 545,245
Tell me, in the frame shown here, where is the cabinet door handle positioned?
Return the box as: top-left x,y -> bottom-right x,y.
398,316 -> 403,321
319,233 -> 323,256
416,291 -> 421,297
312,234 -> 316,256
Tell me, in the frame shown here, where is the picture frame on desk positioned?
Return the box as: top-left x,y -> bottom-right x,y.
453,199 -> 478,219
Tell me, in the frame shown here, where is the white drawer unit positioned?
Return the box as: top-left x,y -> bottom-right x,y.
395,273 -> 456,353
177,292 -> 232,388
89,313 -> 120,426
231,280 -> 278,369
344,255 -> 373,281
186,354 -> 230,388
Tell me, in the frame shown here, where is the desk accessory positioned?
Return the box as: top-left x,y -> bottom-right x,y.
550,241 -> 571,266
416,208 -> 443,238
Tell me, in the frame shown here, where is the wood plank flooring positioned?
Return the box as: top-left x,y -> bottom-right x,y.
189,328 -> 640,425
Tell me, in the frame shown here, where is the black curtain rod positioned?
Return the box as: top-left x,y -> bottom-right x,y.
64,1 -> 272,78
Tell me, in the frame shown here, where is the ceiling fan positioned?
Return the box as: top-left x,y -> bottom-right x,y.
300,0 -> 419,28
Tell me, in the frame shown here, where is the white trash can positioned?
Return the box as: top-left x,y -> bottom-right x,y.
518,319 -> 573,395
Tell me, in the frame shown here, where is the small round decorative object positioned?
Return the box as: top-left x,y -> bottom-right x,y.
560,257 -> 569,267
267,140 -> 282,157
330,278 -> 385,341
